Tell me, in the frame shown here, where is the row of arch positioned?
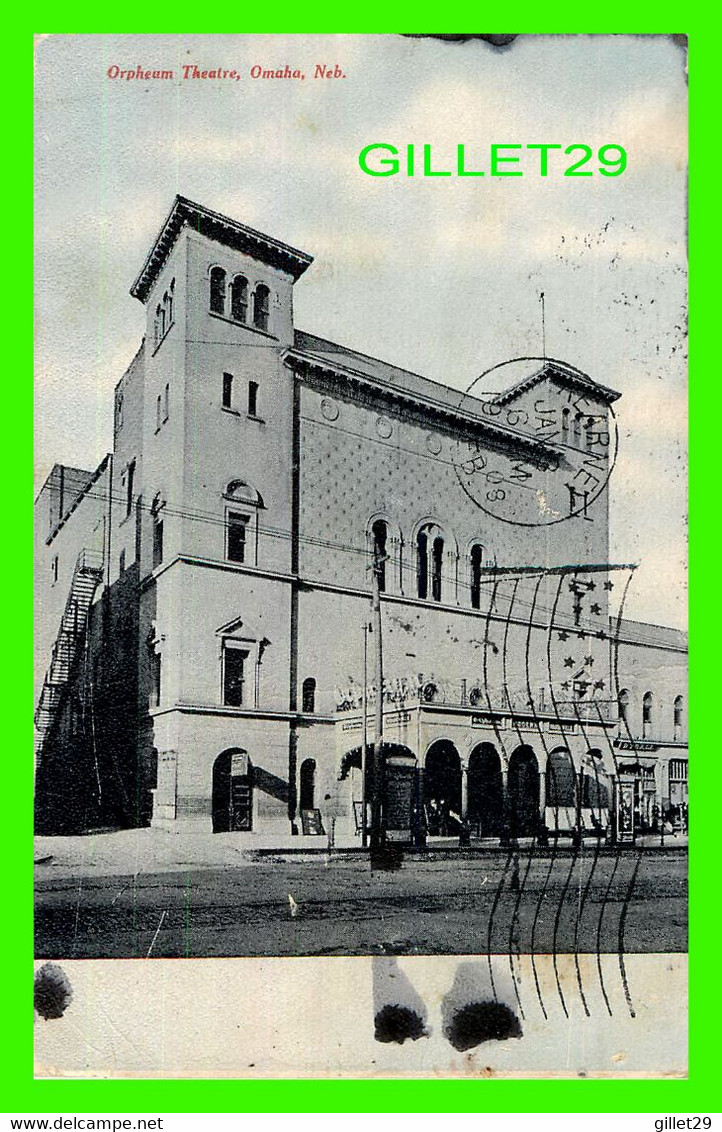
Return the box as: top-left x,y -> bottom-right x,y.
370,516 -> 487,608
209,266 -> 271,332
210,740 -> 611,837
618,689 -> 684,736
422,740 -> 609,837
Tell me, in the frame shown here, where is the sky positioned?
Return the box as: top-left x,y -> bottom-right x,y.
34,33 -> 688,627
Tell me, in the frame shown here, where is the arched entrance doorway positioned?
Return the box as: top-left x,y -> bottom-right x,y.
583,749 -> 610,833
424,740 -> 462,834
212,748 -> 253,832
508,745 -> 540,837
545,747 -> 576,834
338,743 -> 423,845
299,758 -> 316,811
468,743 -> 504,836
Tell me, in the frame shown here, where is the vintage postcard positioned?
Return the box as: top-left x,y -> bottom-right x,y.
33,33 -> 688,1078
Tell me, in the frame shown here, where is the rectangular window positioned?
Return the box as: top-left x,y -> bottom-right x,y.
51,555 -> 59,584
150,652 -> 161,707
156,394 -> 162,431
118,549 -> 126,574
152,517 -> 164,568
248,380 -> 259,417
222,372 -> 234,410
125,460 -> 135,517
669,759 -> 688,781
163,383 -> 169,423
223,644 -> 249,707
226,511 -> 248,563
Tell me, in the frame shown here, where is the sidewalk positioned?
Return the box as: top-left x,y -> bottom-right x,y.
34,826 -> 360,879
34,825 -> 688,881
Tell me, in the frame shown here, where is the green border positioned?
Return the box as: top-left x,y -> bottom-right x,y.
13,13 -> 716,1113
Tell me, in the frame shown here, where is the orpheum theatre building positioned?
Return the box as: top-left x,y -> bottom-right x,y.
34,196 -> 688,847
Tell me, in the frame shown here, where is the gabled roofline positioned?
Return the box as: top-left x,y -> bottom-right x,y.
130,195 -> 314,303
490,358 -> 621,406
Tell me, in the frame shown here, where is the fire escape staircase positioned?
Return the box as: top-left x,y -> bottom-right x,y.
35,549 -> 105,752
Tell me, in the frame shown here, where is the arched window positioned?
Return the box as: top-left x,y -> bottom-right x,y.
371,519 -> 388,593
432,536 -> 444,602
163,382 -> 169,423
253,284 -> 270,331
210,266 -> 226,315
561,407 -> 570,440
155,303 -> 163,347
470,543 -> 483,609
417,530 -> 428,599
643,691 -> 653,738
224,480 -> 264,567
416,523 -> 444,602
156,394 -> 162,431
302,677 -> 316,713
572,412 -> 583,444
618,688 -> 629,724
167,278 -> 174,325
231,275 -> 248,322
674,694 -> 683,738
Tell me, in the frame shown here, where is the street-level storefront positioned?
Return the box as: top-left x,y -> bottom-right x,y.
336,699 -> 619,845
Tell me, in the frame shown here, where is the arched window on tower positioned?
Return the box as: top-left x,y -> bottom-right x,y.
167,278 -> 174,325
231,275 -> 249,323
572,412 -> 583,445
642,691 -> 653,738
371,519 -> 388,593
210,266 -> 226,315
470,543 -> 484,609
253,284 -> 270,331
561,407 -> 570,441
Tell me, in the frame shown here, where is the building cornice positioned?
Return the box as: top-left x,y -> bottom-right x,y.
283,348 -> 560,465
131,195 -> 313,303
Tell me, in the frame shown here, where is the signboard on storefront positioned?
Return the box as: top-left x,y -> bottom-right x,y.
616,774 -> 636,844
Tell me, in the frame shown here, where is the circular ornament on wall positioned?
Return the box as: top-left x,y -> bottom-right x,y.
426,433 -> 442,455
376,417 -> 393,439
321,397 -> 339,422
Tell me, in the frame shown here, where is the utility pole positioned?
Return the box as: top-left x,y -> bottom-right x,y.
369,546 -> 387,852
361,622 -> 369,849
